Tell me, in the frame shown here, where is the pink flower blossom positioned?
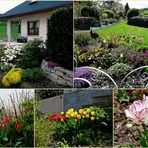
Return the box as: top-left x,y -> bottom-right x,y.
124,95 -> 148,126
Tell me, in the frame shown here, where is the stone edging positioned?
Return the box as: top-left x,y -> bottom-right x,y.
41,60 -> 73,87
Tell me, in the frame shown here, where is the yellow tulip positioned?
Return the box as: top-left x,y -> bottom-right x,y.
85,114 -> 89,118
91,111 -> 95,116
87,108 -> 91,113
77,114 -> 81,120
60,112 -> 64,115
91,116 -> 95,121
78,109 -> 83,114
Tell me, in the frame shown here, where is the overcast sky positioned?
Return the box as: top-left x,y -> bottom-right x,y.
0,0 -> 148,14
0,89 -> 34,108
119,0 -> 148,8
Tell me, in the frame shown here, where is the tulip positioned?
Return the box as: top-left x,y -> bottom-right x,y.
124,95 -> 148,125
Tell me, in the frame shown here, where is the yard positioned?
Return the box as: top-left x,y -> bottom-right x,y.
0,20 -> 18,40
74,1 -> 148,88
97,20 -> 148,46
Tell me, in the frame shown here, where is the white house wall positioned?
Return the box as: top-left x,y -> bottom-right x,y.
8,12 -> 51,42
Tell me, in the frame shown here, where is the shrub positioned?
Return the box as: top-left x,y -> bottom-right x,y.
128,16 -> 148,28
81,6 -> 100,21
15,39 -> 46,69
74,32 -> 96,47
107,63 -> 132,78
0,45 -> 4,59
46,7 -> 73,70
35,115 -> 55,147
22,68 -> 45,82
103,10 -> 115,18
74,17 -> 100,30
2,68 -> 22,87
127,8 -> 140,18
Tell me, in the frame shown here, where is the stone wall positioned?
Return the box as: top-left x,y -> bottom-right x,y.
41,60 -> 73,87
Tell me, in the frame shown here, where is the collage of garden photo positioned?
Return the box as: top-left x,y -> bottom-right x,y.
0,0 -> 148,147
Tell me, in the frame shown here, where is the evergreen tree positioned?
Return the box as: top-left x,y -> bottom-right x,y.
125,2 -> 130,16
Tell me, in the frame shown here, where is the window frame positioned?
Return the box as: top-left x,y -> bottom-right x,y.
27,20 -> 39,35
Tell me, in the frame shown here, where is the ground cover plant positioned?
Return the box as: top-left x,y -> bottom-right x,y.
35,106 -> 112,147
0,90 -> 34,147
114,89 -> 148,147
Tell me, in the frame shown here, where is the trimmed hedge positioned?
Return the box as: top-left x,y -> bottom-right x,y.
128,16 -> 148,28
46,7 -> 73,70
74,17 -> 100,30
81,6 -> 100,21
103,10 -> 115,18
127,8 -> 140,18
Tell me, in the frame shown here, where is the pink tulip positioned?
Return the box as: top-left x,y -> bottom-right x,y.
124,95 -> 148,125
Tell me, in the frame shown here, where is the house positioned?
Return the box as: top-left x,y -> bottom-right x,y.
0,0 -> 72,42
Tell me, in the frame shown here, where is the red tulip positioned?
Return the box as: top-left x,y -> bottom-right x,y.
48,113 -> 67,121
17,121 -> 22,129
3,117 -> 9,123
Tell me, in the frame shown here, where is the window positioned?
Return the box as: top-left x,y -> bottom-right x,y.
28,21 -> 39,35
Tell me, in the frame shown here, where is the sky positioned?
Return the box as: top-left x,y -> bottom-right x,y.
0,0 -> 148,14
0,89 -> 34,107
0,0 -> 25,14
119,0 -> 148,8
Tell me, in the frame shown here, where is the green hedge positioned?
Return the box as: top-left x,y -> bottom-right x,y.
81,6 -> 100,21
74,17 -> 100,30
127,8 -> 140,18
128,16 -> 148,28
46,7 -> 73,70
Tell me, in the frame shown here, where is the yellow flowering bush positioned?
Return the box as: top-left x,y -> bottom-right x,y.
2,68 -> 22,87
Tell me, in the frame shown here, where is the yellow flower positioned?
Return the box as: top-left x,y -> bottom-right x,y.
77,114 -> 81,120
90,106 -> 93,110
85,114 -> 89,118
91,116 -> 95,121
78,109 -> 83,114
70,112 -> 75,118
60,112 -> 64,115
91,111 -> 95,116
87,108 -> 91,113
61,119 -> 64,122
74,111 -> 78,116
83,111 -> 87,115
2,68 -> 22,87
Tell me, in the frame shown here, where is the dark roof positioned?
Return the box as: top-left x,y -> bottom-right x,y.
1,1 -> 72,18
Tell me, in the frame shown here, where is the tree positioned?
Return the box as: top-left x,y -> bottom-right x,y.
125,2 -> 130,16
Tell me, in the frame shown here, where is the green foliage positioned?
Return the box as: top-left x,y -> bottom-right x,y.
0,45 -> 4,58
103,10 -> 115,18
108,63 -> 132,78
15,39 -> 45,69
35,114 -> 55,147
117,89 -> 130,103
74,17 -> 100,30
22,68 -> 45,82
81,6 -> 100,21
74,31 -> 96,47
46,7 -> 73,70
128,16 -> 148,28
127,8 -> 140,18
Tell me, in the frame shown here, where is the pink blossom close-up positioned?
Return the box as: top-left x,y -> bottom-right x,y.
124,95 -> 148,126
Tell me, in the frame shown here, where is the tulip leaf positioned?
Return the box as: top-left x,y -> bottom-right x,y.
118,89 -> 130,103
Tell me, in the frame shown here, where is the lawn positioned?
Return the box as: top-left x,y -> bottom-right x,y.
0,20 -> 18,40
96,20 -> 148,46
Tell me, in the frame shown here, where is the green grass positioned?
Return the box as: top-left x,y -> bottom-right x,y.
96,20 -> 148,46
0,20 -> 18,41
